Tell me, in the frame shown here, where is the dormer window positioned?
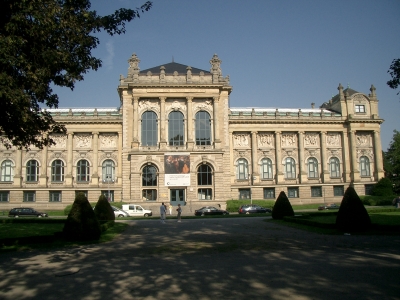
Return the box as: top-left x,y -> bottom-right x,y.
355,105 -> 365,113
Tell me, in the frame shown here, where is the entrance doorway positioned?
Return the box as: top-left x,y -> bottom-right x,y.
170,189 -> 186,206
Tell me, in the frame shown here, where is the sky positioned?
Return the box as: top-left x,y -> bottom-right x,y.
52,0 -> 400,151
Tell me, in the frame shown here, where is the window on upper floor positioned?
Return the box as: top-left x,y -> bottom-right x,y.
260,158 -> 273,179
307,157 -> 319,179
1,159 -> 14,182
360,156 -> 371,177
142,164 -> 157,186
236,158 -> 248,180
355,105 -> 365,113
195,111 -> 211,146
102,159 -> 115,182
51,159 -> 64,182
141,111 -> 158,146
197,164 -> 212,185
76,159 -> 90,182
284,157 -> 296,179
26,160 -> 39,182
329,157 -> 341,178
168,111 -> 184,146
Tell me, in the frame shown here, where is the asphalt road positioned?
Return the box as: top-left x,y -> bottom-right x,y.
0,217 -> 399,300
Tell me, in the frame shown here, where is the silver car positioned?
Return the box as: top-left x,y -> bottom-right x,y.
111,206 -> 129,218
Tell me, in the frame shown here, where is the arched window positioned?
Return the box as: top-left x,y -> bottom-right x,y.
360,156 -> 370,177
307,157 -> 318,178
26,160 -> 39,182
51,159 -> 64,182
76,160 -> 90,182
260,158 -> 273,179
141,111 -> 158,146
168,111 -> 184,146
198,164 -> 213,200
142,165 -> 157,186
197,164 -> 212,185
237,158 -> 248,180
284,157 -> 296,179
329,157 -> 340,178
1,160 -> 14,182
195,111 -> 211,145
102,159 -> 115,181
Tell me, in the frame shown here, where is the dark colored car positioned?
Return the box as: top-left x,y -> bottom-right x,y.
8,207 -> 48,218
318,203 -> 339,211
194,206 -> 229,216
238,205 -> 272,214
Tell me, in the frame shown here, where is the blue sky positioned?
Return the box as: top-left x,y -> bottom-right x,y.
53,0 -> 400,150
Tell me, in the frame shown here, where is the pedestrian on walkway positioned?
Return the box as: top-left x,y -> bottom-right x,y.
160,202 -> 166,223
176,204 -> 182,222
169,204 -> 172,215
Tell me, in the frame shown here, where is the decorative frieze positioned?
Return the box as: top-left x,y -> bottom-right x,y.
304,133 -> 319,146
50,135 -> 67,149
75,134 -> 92,148
234,134 -> 250,147
258,133 -> 274,148
356,133 -> 372,147
326,133 -> 341,146
138,99 -> 160,114
281,133 -> 297,147
100,134 -> 117,149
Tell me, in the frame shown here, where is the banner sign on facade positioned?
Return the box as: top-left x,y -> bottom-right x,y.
164,153 -> 190,186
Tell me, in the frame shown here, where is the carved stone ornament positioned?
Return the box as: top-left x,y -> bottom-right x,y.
194,100 -> 212,111
100,134 -> 117,148
356,133 -> 370,146
326,133 -> 340,146
356,149 -> 374,160
139,100 -> 159,114
281,134 -> 297,147
304,134 -> 319,146
75,135 -> 92,148
234,134 -> 250,147
167,100 -> 186,112
50,135 -> 67,148
258,134 -> 274,147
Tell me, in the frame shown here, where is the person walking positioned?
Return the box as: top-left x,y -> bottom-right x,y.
176,204 -> 182,222
169,204 -> 172,215
160,202 -> 166,223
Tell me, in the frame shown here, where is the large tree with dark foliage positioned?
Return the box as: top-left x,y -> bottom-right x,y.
0,0 -> 152,149
384,130 -> 400,193
387,58 -> 400,96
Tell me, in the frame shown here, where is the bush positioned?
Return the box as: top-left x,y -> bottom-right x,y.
62,192 -> 101,241
336,186 -> 371,232
360,195 -> 394,206
372,178 -> 394,196
94,194 -> 115,226
272,191 -> 294,220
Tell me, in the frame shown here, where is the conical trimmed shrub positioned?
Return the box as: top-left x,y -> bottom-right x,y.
336,186 -> 371,232
63,192 -> 101,241
272,191 -> 295,219
94,194 -> 115,224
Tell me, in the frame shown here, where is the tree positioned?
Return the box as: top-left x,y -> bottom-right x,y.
371,177 -> 393,196
272,191 -> 294,220
384,130 -> 400,193
387,58 -> 400,95
0,0 -> 152,149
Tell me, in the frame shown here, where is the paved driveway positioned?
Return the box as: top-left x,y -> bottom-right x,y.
0,217 -> 399,300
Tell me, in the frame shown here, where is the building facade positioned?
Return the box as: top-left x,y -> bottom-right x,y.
0,53 -> 384,211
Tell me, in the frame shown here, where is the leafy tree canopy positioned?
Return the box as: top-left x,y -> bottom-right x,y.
0,0 -> 152,149
384,130 -> 400,193
387,58 -> 400,95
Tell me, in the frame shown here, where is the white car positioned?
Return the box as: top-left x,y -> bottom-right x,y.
121,204 -> 152,217
111,206 -> 129,218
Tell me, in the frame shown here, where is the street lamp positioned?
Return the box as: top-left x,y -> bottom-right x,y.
103,175 -> 115,202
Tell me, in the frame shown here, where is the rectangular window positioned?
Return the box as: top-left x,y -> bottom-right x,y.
239,189 -> 251,199
142,189 -> 157,201
287,187 -> 299,198
23,191 -> 35,202
311,186 -> 322,197
101,190 -> 114,202
0,191 -> 9,202
263,188 -> 275,199
365,184 -> 375,195
355,105 -> 365,113
49,191 -> 62,202
333,186 -> 344,196
198,188 -> 212,200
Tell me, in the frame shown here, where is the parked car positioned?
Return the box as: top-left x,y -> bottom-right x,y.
318,203 -> 339,211
8,207 -> 48,218
111,206 -> 129,218
238,205 -> 272,214
194,206 -> 229,216
121,204 -> 152,217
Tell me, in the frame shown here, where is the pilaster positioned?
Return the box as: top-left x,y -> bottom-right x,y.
320,131 -> 328,182
92,131 -> 99,185
275,131 -> 283,183
132,97 -> 139,149
187,97 -> 194,149
213,96 -> 221,148
349,130 -> 360,182
159,97 -> 167,149
251,131 -> 258,178
298,131 -> 306,182
66,132 -> 74,185
373,130 -> 384,180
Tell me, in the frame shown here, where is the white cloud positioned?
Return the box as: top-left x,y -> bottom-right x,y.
103,40 -> 115,70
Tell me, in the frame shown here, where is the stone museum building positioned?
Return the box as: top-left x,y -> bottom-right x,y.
0,53 -> 384,210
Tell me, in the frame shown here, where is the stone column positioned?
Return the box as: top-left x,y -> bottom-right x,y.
373,130 -> 384,179
320,131 -> 328,182
187,97 -> 194,149
275,131 -> 283,183
92,132 -> 99,185
40,137 -> 48,186
298,131 -> 306,182
14,149 -> 23,186
213,96 -> 220,148
118,131 -> 123,180
160,96 -> 167,149
132,97 -> 139,148
66,132 -> 74,186
349,130 -> 359,182
251,131 -> 258,179
341,131 -> 351,182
